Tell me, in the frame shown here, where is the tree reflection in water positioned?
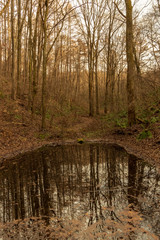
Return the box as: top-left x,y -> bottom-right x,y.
0,143 -> 159,239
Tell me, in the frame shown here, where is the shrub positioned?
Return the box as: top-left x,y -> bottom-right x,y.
137,130 -> 153,140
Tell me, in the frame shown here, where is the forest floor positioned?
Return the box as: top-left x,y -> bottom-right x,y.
0,96 -> 160,172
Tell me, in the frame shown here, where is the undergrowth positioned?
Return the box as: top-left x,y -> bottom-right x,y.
100,111 -> 128,129
137,129 -> 153,140
0,206 -> 158,240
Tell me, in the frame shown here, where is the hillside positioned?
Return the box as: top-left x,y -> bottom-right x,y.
0,96 -> 159,172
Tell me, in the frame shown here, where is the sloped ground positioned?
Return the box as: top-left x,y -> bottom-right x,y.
0,98 -> 42,158
106,124 -> 160,171
0,97 -> 160,172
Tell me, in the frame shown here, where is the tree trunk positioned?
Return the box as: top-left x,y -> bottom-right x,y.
17,0 -> 21,97
88,46 -> 94,117
95,52 -> 99,115
4,2 -> 7,76
104,4 -> 116,114
125,0 -> 136,126
11,0 -> 16,99
28,1 -> 32,110
31,5 -> 40,115
104,25 -> 111,114
41,0 -> 49,130
0,36 -> 2,73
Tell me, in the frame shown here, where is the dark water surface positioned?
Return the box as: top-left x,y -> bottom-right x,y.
0,143 -> 159,239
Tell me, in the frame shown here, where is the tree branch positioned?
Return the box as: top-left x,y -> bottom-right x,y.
0,0 -> 10,16
114,1 -> 126,18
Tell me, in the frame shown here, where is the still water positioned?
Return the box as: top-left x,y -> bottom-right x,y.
0,143 -> 159,239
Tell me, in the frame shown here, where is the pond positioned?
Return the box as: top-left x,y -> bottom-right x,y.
0,143 -> 159,239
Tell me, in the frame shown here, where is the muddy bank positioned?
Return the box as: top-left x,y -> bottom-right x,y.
0,136 -> 160,174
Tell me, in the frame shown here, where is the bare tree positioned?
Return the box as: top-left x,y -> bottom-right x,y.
76,0 -> 107,116
40,0 -> 69,129
104,1 -> 117,114
125,0 -> 136,125
11,0 -> 15,99
40,0 -> 49,129
17,0 -> 29,97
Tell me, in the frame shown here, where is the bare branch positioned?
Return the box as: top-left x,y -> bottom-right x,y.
0,0 -> 10,16
114,1 -> 126,18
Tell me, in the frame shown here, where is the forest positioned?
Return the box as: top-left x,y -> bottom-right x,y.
0,0 -> 160,238
0,0 -> 159,158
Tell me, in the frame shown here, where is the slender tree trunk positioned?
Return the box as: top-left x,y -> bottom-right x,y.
88,46 -> 94,116
17,0 -> 21,97
95,52 -> 99,115
7,6 -> 11,74
104,3 -> 116,114
75,46 -> 81,102
31,5 -> 40,115
0,31 -> 2,73
41,0 -> 49,130
28,0 -> 32,110
125,0 -> 136,126
11,0 -> 16,99
23,26 -> 28,96
4,3 -> 7,76
0,39 -> 1,73
104,32 -> 111,114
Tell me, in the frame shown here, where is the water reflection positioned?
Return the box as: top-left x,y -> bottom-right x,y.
0,143 -> 159,238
